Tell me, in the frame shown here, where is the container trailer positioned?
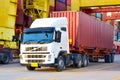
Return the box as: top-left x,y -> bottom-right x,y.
20,11 -> 114,71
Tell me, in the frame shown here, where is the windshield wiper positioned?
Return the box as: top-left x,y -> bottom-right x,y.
38,39 -> 52,44
23,40 -> 37,44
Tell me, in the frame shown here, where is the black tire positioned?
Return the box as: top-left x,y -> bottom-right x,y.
1,54 -> 10,64
105,54 -> 111,63
26,66 -> 35,71
89,55 -> 98,62
74,54 -> 82,68
56,56 -> 65,72
82,53 -> 88,67
89,55 -> 93,62
111,53 -> 114,63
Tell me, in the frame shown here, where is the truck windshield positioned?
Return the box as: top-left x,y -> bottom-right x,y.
22,27 -> 55,44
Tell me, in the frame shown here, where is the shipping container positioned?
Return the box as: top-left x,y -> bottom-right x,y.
16,0 -> 24,26
51,11 -> 113,50
57,0 -> 66,3
55,1 -> 66,11
50,6 -> 55,12
66,0 -> 71,6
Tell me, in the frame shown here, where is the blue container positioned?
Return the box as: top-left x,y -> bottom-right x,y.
95,13 -> 102,19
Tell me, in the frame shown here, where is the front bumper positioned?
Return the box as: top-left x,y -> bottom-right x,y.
20,63 -> 57,67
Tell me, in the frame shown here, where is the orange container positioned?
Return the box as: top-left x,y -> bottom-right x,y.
51,11 -> 113,49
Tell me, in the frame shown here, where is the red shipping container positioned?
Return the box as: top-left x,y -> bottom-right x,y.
55,1 -> 66,11
66,0 -> 71,6
51,11 -> 113,49
50,6 -> 55,12
16,0 -> 24,26
57,0 -> 66,3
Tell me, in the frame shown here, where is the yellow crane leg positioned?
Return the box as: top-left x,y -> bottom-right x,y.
71,0 -> 80,11
43,0 -> 50,18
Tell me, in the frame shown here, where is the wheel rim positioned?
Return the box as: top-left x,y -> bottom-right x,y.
84,58 -> 87,66
58,59 -> 64,69
78,59 -> 82,67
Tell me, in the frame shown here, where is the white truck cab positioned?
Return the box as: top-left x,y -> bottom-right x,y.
20,18 -> 70,71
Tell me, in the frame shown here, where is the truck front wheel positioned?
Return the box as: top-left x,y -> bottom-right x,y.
56,56 -> 65,72
26,66 -> 35,71
111,53 -> 114,63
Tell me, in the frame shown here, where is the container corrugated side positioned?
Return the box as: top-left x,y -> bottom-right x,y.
78,12 -> 113,49
51,11 -> 113,49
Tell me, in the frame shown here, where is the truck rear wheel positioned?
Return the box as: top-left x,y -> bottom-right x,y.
110,53 -> 114,63
74,54 -> 82,68
26,66 -> 35,71
82,53 -> 88,67
1,54 -> 10,64
105,54 -> 111,63
89,55 -> 93,62
56,56 -> 65,72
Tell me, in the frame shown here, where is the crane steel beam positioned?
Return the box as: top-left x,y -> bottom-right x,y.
71,0 -> 120,10
82,7 -> 120,13
80,0 -> 120,7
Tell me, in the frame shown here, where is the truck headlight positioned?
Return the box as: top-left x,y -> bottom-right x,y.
20,55 -> 22,59
41,47 -> 47,51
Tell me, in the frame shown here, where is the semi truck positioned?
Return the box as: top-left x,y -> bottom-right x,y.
20,11 -> 114,71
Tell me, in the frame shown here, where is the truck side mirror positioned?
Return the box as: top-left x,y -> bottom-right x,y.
55,31 -> 61,42
12,33 -> 22,42
12,35 -> 19,42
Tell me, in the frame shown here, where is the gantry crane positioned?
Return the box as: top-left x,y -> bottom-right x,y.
21,0 -> 50,20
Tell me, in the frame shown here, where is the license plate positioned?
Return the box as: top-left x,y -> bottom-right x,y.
31,63 -> 38,67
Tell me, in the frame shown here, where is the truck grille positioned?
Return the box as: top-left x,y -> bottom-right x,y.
26,47 -> 47,51
26,60 -> 45,63
23,52 -> 50,54
27,55 -> 46,58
